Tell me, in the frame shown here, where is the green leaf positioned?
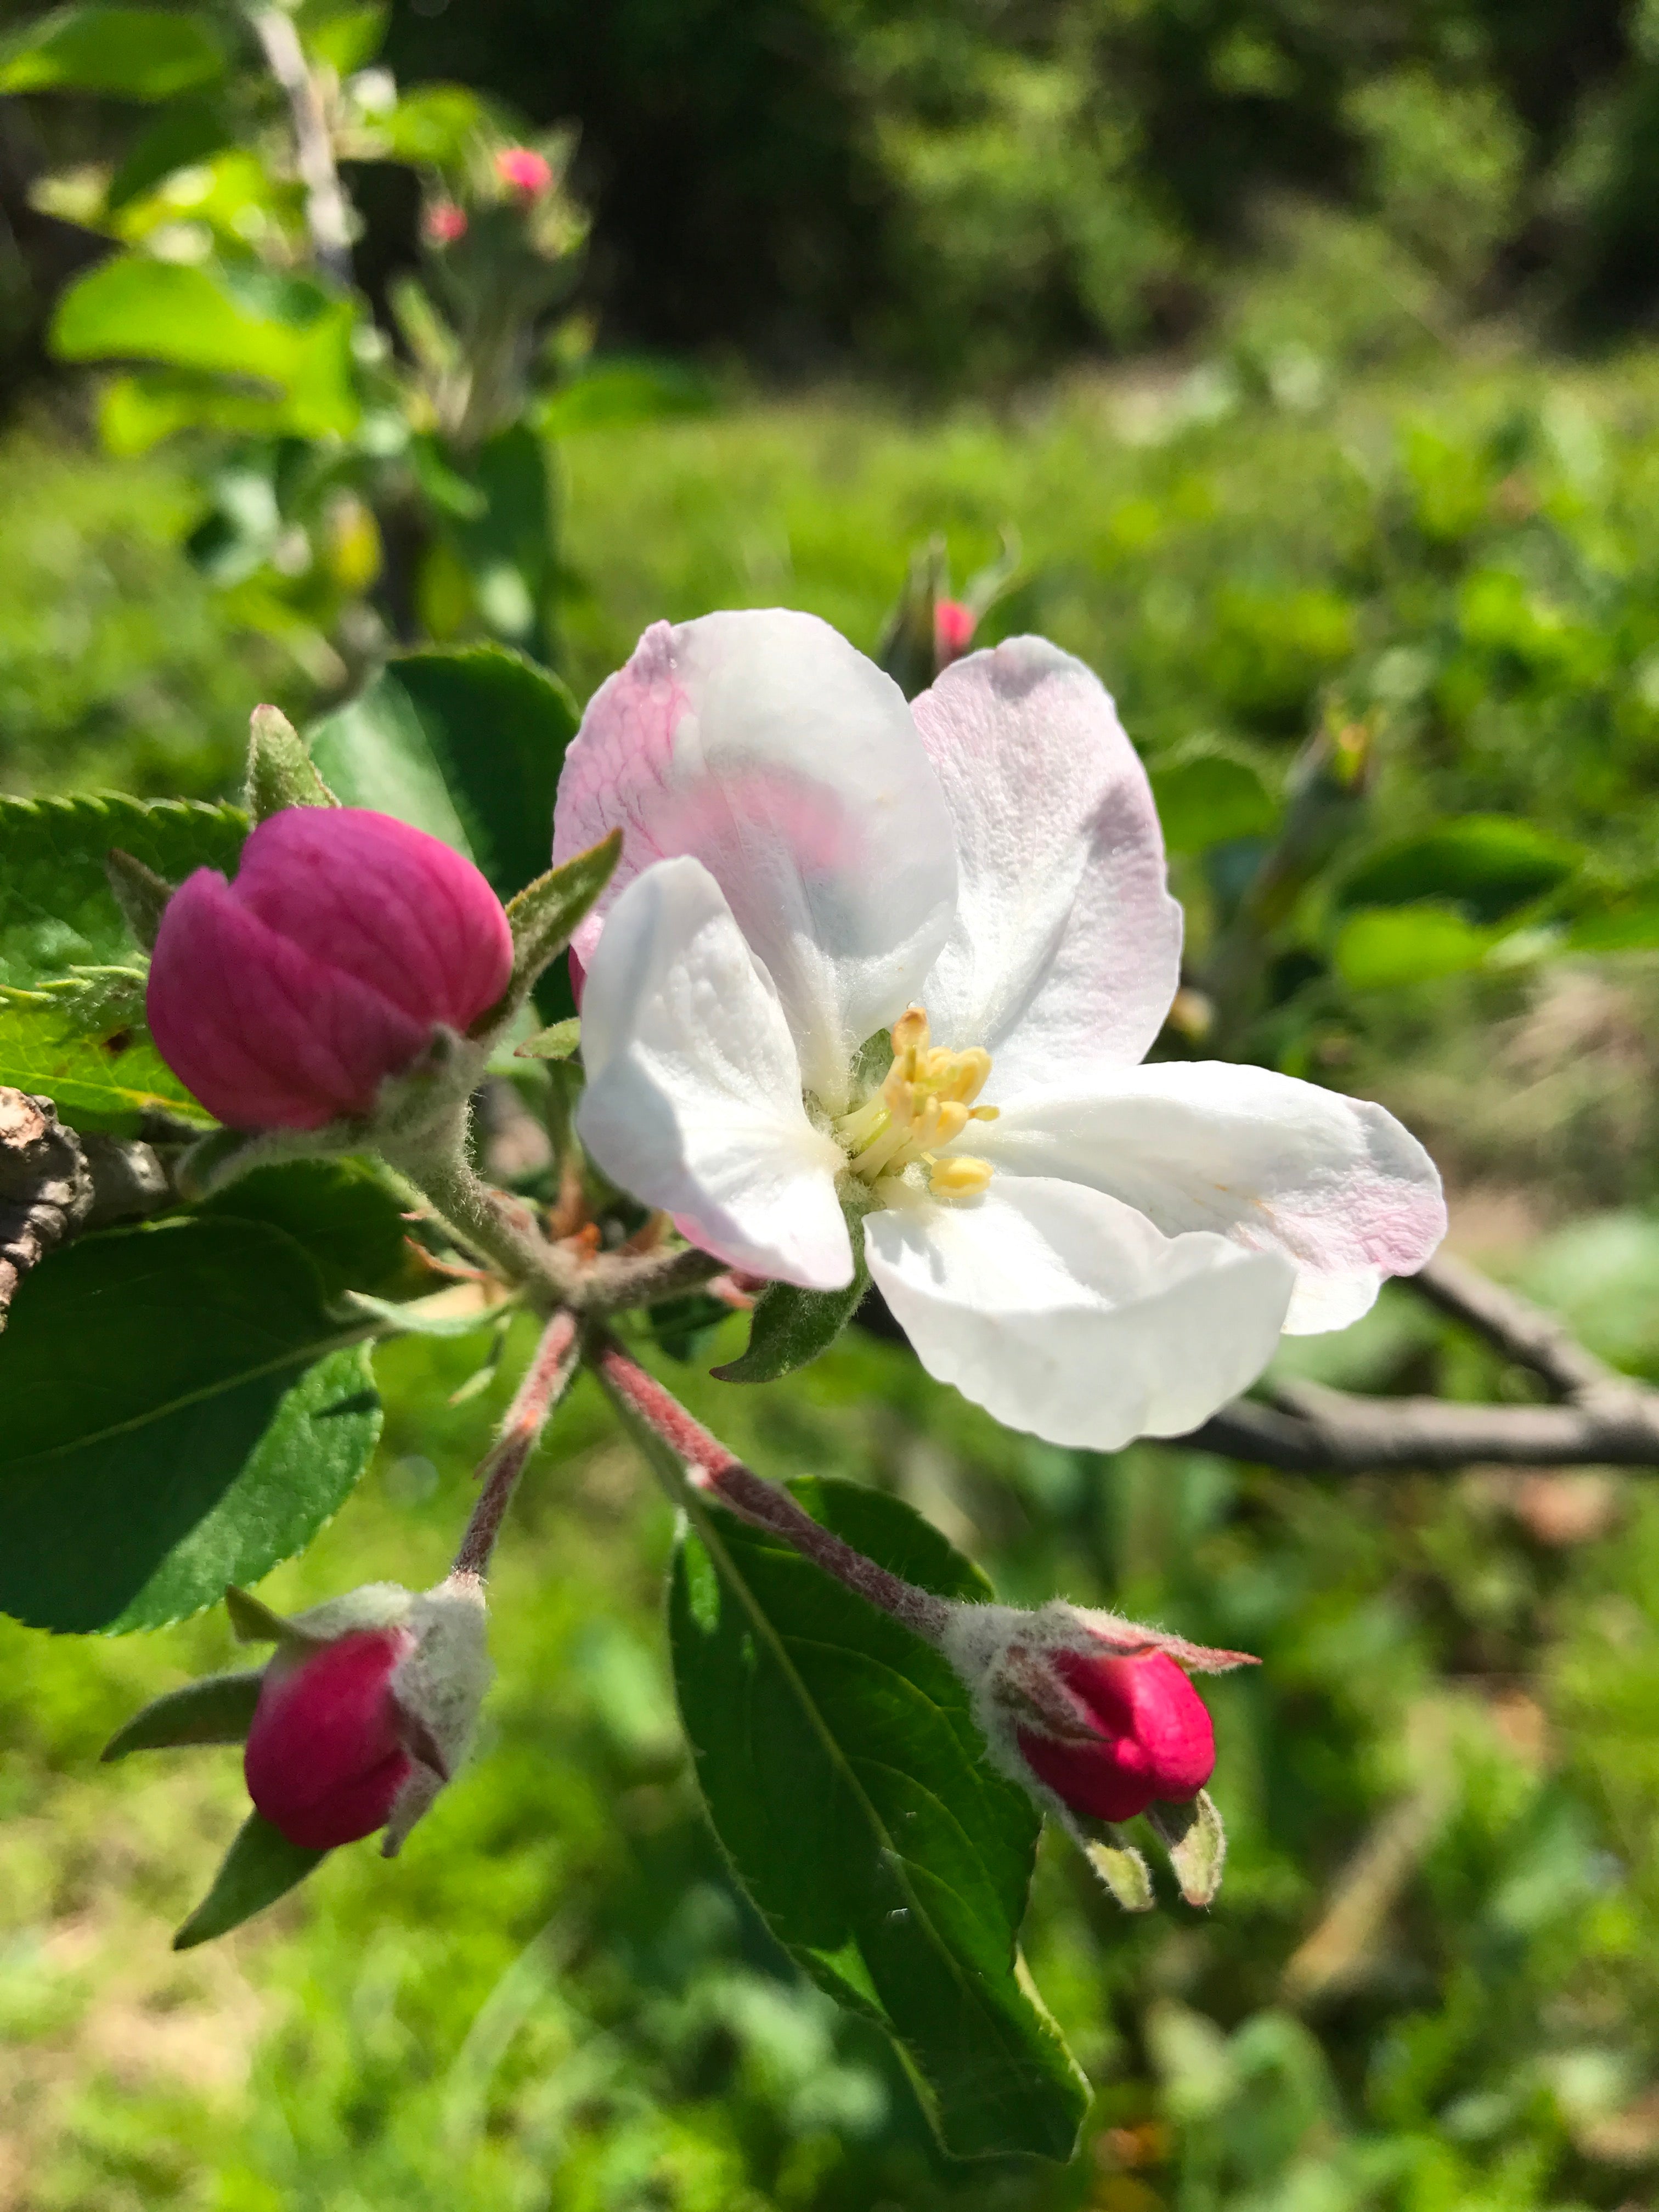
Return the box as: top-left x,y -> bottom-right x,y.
309,647 -> 580,902
106,89 -> 231,210
1334,903 -> 1496,990
1336,817 -> 1581,924
200,1159 -> 416,1301
0,1217 -> 380,1633
102,1669 -> 263,1759
438,423 -> 557,656
344,1290 -> 506,1338
0,5 -> 225,99
173,1811 -> 327,1950
0,793 -> 244,991
668,1476 -> 1087,2162
0,994 -> 210,1130
54,258 -> 359,443
713,1263 -> 869,1385
1149,745 -> 1277,854
1566,894 -> 1659,952
298,1 -> 387,74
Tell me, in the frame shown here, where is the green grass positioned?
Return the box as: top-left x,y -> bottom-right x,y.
13,353 -> 1659,2205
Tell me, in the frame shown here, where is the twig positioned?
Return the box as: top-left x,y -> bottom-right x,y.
592,1339 -> 951,1643
453,1308 -> 579,1577
250,7 -> 353,286
1182,1251 -> 1659,1474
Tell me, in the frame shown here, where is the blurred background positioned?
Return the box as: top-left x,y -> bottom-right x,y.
10,2 -> 1659,2207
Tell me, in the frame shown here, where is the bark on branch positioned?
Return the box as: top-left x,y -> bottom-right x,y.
1181,1251 -> 1659,1474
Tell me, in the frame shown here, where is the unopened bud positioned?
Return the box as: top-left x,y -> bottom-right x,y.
934,598 -> 977,665
424,199 -> 469,246
943,1598 -> 1251,1907
146,807 -> 512,1129
495,146 -> 553,198
240,1577 -> 490,1855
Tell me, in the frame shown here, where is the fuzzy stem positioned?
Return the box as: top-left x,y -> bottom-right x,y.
454,1308 -> 580,1577
401,1132 -> 579,1308
593,1339 -> 950,1644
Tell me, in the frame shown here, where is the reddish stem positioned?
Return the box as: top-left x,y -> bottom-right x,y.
594,1341 -> 950,1644
454,1308 -> 580,1578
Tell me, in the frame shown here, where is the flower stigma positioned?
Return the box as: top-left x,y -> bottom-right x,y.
833,1005 -> 998,1200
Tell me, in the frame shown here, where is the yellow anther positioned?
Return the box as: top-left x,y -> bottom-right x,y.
833,1005 -> 998,1199
929,1155 -> 994,1198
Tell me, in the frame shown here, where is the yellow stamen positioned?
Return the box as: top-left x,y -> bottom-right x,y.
833,1006 -> 998,1202
929,1155 -> 994,1198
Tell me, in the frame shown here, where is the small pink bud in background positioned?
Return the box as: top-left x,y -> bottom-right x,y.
495,146 -> 553,198
147,806 -> 514,1129
244,1626 -> 419,1850
424,199 -> 468,246
1016,1649 -> 1215,1823
934,598 -> 977,665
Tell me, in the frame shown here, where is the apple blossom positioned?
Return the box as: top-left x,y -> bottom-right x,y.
551,610 -> 1446,1450
148,807 -> 513,1130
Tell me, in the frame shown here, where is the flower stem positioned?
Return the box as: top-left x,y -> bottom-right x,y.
395,1122 -> 578,1308
454,1308 -> 580,1578
592,1339 -> 950,1644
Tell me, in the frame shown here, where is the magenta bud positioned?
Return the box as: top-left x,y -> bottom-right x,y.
244,1626 -> 419,1850
424,199 -> 469,245
495,146 -> 553,197
146,807 -> 514,1129
1016,1649 -> 1215,1824
934,598 -> 977,664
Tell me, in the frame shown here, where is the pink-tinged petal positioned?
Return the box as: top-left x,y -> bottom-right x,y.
975,1063 -> 1446,1332
864,1178 -> 1293,1449
911,639 -> 1182,1095
233,808 -> 512,1034
148,869 -> 431,1128
577,857 -> 853,1289
244,1626 -> 417,1851
553,611 -> 956,1108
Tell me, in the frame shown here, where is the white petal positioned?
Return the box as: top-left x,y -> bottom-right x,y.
977,1063 -> 1446,1333
577,858 -> 853,1289
864,1179 -> 1294,1449
554,610 -> 957,1108
911,638 -> 1182,1095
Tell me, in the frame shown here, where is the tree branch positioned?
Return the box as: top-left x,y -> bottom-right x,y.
250,7 -> 353,286
1181,1252 -> 1659,1474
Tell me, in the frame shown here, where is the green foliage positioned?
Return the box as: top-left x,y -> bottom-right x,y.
0,5 -> 225,100
101,1667 -> 263,1757
0,1218 -> 381,1633
669,1477 -> 1086,2162
309,647 -> 579,899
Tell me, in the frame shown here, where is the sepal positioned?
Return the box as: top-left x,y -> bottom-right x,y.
712,1257 -> 868,1385
1080,1831 -> 1155,1912
101,1669 -> 264,1759
1146,1790 -> 1228,1908
483,829 -> 621,1029
245,704 -> 338,821
172,1810 -> 328,1950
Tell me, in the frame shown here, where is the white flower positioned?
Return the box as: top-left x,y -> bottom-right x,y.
553,610 -> 1446,1450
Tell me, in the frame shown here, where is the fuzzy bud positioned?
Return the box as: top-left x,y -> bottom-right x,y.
240,1577 -> 490,1855
495,146 -> 553,198
424,199 -> 469,246
944,1598 -> 1251,1906
147,808 -> 513,1130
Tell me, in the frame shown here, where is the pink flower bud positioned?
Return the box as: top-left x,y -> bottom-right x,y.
147,807 -> 514,1129
424,199 -> 469,246
1015,1649 -> 1215,1824
495,146 -> 553,198
934,598 -> 977,664
244,1626 -> 420,1850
